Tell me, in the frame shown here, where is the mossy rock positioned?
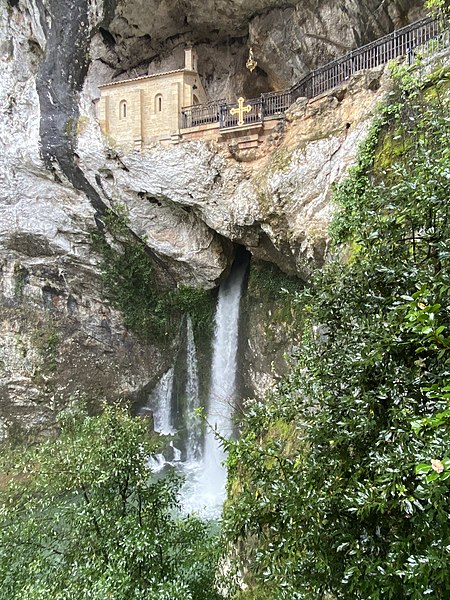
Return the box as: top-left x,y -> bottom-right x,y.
247,261 -> 303,331
265,147 -> 293,175
373,126 -> 413,175
373,67 -> 450,177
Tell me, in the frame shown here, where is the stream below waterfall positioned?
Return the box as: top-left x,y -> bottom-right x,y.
139,253 -> 248,519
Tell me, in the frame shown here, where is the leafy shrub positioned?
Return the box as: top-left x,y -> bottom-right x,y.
93,208 -> 214,343
0,403 -> 221,600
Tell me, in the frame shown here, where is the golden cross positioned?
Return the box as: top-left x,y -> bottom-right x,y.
230,97 -> 252,126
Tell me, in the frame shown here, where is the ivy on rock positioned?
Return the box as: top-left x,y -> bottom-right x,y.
93,207 -> 215,343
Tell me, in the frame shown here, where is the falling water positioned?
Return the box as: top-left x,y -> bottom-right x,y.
144,254 -> 247,519
139,367 -> 175,435
181,256 -> 247,517
140,319 -> 201,473
185,316 -> 201,462
202,260 -> 247,498
140,366 -> 176,474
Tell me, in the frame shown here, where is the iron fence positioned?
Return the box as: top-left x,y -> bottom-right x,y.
181,92 -> 291,131
291,16 -> 443,100
219,97 -> 263,129
262,90 -> 292,117
180,16 -> 449,130
180,100 -> 224,129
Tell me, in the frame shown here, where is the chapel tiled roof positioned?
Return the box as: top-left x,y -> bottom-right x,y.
98,68 -> 193,88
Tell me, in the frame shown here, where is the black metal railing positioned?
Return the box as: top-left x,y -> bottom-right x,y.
262,90 -> 292,117
180,100 -> 225,129
181,16 -> 449,130
219,97 -> 263,128
180,92 -> 290,131
291,16 -> 443,100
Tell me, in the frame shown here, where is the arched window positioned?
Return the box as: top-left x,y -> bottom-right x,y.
119,100 -> 127,119
155,94 -> 163,113
193,94 -> 200,105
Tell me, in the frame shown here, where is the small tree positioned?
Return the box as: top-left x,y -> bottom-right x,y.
0,403 -> 220,600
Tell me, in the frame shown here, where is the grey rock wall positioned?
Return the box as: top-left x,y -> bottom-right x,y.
103,0 -> 424,94
0,0 -> 424,433
0,0 -> 169,438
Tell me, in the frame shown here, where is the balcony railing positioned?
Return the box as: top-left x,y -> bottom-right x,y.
180,16 -> 449,131
219,97 -> 263,128
181,91 -> 291,131
291,16 -> 444,100
262,90 -> 292,117
180,100 -> 225,129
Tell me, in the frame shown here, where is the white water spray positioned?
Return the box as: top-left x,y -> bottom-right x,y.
203,263 -> 246,492
185,316 -> 201,461
144,257 -> 247,518
181,258 -> 247,516
140,367 -> 175,435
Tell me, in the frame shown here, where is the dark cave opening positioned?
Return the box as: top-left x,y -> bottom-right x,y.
242,65 -> 273,98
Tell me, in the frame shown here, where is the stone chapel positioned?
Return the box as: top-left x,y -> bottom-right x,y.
98,48 -> 207,150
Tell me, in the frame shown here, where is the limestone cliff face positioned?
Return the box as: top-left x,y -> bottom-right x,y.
78,66 -> 392,280
0,0 -> 424,435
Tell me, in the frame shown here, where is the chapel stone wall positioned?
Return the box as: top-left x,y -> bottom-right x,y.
98,69 -> 207,148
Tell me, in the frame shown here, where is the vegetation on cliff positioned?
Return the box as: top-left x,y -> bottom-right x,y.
426,0 -> 450,21
223,63 -> 450,599
93,207 -> 215,343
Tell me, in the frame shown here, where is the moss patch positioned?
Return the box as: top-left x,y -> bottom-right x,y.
31,320 -> 60,373
374,66 -> 450,177
247,260 -> 303,333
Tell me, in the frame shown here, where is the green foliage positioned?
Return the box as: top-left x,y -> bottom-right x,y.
13,263 -> 28,300
248,261 -> 301,300
232,587 -> 279,600
0,403 -> 220,600
173,285 -> 215,336
223,67 -> 450,598
425,0 -> 450,22
31,320 -> 60,372
93,208 -> 214,342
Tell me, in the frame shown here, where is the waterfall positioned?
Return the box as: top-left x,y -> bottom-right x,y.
139,318 -> 201,471
185,316 -> 201,462
179,256 -> 247,517
143,253 -> 248,519
200,259 -> 247,504
139,366 -> 175,435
